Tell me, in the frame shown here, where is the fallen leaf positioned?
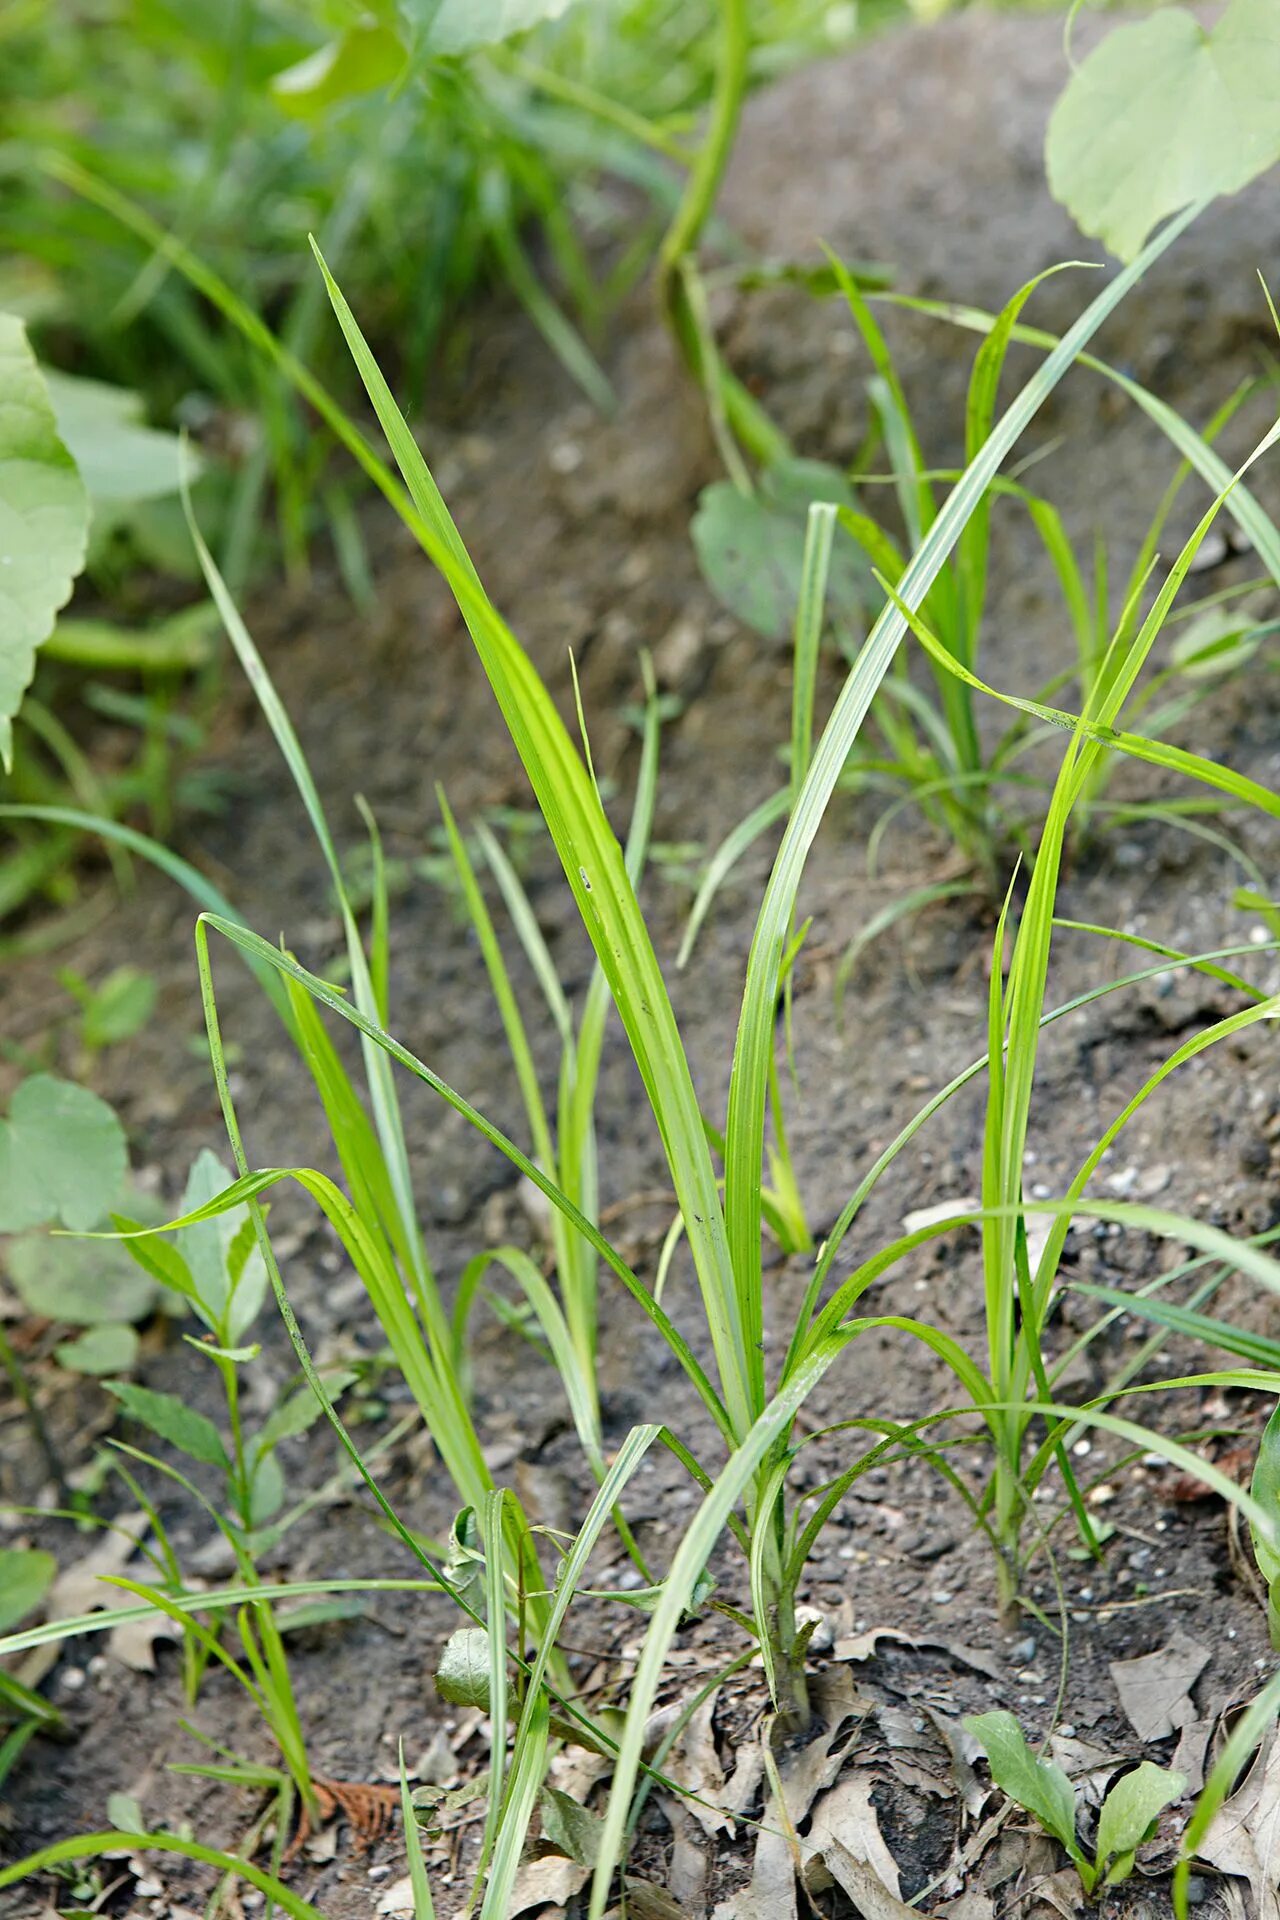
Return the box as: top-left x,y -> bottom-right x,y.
508,1851 -> 589,1916
711,1707 -> 861,1920
924,1706 -> 986,1822
834,1625 -> 1002,1683
1196,1725 -> 1280,1920
813,1841 -> 937,1919
44,1512 -> 148,1618
1046,1732 -> 1125,1811
1170,1713 -> 1219,1799
664,1802 -> 710,1914
625,1874 -> 698,1920
659,1692 -> 729,1840
806,1770 -> 903,1898
1109,1631 -> 1210,1741
943,1895 -> 995,1920
376,1875 -> 416,1915
108,1585 -> 182,1672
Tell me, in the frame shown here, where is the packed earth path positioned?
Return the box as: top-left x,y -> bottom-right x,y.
4,13 -> 1280,1918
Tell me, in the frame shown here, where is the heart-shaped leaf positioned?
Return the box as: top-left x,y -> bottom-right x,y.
54,1322 -> 140,1376
0,315 -> 90,770
692,459 -> 867,642
1047,0 -> 1280,260
0,1074 -> 127,1233
400,0 -> 580,58
436,1625 -> 494,1708
8,1232 -> 157,1328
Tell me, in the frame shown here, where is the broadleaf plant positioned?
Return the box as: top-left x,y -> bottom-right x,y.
0,316 -> 89,770
1047,0 -> 1280,259
967,1711 -> 1185,1895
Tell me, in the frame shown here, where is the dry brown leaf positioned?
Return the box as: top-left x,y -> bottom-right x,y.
107,1593 -> 181,1673
806,1770 -> 903,1898
376,1874 -> 416,1915
710,1708 -> 859,1920
664,1800 -> 711,1916
660,1693 -> 729,1841
1045,1732 -> 1124,1811
44,1513 -> 149,1618
833,1626 -> 1002,1683
625,1874 -> 699,1920
943,1894 -> 995,1920
815,1840 -> 938,1919
1196,1725 -> 1280,1920
924,1706 -> 986,1823
1109,1630 -> 1210,1742
508,1851 -> 589,1916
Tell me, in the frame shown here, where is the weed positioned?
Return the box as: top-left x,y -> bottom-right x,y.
966,1709 -> 1184,1895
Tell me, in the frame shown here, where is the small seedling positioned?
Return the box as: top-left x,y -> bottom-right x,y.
966,1710 -> 1185,1895
58,964 -> 157,1055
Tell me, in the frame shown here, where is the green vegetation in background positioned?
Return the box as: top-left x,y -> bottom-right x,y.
8,199 -> 1280,1908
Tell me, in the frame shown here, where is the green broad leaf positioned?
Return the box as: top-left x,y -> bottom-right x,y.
399,0 -> 581,58
276,1596 -> 367,1634
43,370 -> 194,511
176,1149 -> 266,1339
0,1548 -> 56,1635
1094,1761 -> 1185,1883
0,1073 -> 126,1233
256,1371 -> 354,1456
271,21 -> 404,114
106,1791 -> 145,1834
692,459 -> 867,642
541,1786 -> 604,1867
1250,1401 -> 1280,1639
113,1217 -> 197,1309
72,966 -> 157,1052
105,1380 -> 228,1470
55,1322 -> 139,1376
966,1711 -> 1082,1863
183,1336 -> 261,1363
436,1626 -> 496,1709
8,1232 -> 157,1328
0,314 -> 90,771
443,1507 -> 487,1614
249,1448 -> 286,1527
1046,0 -> 1280,261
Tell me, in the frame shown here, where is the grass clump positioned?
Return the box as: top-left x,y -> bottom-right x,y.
4,192 -> 1280,1920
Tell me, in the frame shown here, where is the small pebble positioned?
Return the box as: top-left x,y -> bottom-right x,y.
930,1590 -> 953,1606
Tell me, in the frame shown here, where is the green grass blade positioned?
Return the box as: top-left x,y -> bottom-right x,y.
678,788 -> 789,968
198,914 -> 734,1444
182,482 -> 441,1337
724,207 -> 1200,1358
790,503 -> 837,796
399,1739 -> 436,1920
312,247 -> 752,1440
0,1833 -> 329,1918
587,1336 -> 854,1918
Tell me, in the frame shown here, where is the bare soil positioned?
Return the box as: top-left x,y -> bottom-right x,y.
4,12 -> 1280,1918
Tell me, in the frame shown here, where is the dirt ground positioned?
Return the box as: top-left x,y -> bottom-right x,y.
4,11 -> 1280,1917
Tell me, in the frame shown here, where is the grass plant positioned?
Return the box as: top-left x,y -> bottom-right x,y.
5,192 -> 1280,1918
